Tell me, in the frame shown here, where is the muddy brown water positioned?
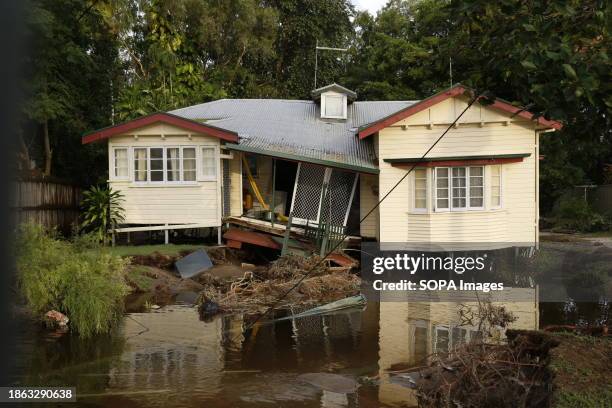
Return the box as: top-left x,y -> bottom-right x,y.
9,240 -> 609,407
9,294 -> 562,408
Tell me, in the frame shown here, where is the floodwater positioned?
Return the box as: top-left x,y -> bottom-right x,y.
10,294 -> 542,408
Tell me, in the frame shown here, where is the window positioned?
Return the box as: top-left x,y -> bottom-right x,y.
183,148 -> 196,181
435,166 -> 485,211
133,146 -> 200,183
134,148 -> 148,181
414,168 -> 427,210
490,165 -> 502,208
469,166 -> 484,208
321,93 -> 346,119
113,148 -> 128,178
150,148 -> 164,182
435,168 -> 450,209
166,148 -> 180,181
452,167 -> 467,208
201,147 -> 216,179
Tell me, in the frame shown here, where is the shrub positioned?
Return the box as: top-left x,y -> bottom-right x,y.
551,195 -> 610,232
80,185 -> 125,244
15,224 -> 130,337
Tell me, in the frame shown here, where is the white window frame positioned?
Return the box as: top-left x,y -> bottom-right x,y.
489,165 -> 503,209
133,147 -> 149,183
131,146 -> 199,185
434,167 -> 451,213
148,147 -> 165,183
321,92 -> 347,119
180,146 -> 197,182
199,146 -> 217,181
111,147 -> 129,180
467,166 -> 484,211
433,166 -> 485,212
413,168 -> 428,212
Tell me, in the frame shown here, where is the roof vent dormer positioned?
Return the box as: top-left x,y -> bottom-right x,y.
311,83 -> 357,120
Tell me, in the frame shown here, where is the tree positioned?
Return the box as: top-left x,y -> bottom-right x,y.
445,0 -> 611,211
22,0 -> 122,182
344,0 -> 451,100
103,0 -> 279,121
271,0 -> 356,98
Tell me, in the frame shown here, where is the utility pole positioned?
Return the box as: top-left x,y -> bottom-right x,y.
314,41 -> 348,88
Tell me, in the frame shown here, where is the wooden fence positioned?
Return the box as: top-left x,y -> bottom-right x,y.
12,178 -> 82,233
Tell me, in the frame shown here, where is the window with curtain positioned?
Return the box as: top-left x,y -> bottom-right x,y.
490,165 -> 502,207
166,148 -> 180,181
133,146 -> 200,183
183,147 -> 196,181
114,148 -> 128,178
435,166 -> 485,211
414,168 -> 427,210
134,148 -> 148,181
201,147 -> 216,179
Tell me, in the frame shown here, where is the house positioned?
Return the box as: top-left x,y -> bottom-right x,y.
82,83 -> 561,247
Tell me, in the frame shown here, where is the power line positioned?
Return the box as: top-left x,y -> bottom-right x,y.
241,89 -> 484,335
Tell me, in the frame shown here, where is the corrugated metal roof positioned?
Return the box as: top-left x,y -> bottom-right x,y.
170,98 -> 417,173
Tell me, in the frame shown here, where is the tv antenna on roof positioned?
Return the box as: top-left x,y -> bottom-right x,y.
314,40 -> 348,88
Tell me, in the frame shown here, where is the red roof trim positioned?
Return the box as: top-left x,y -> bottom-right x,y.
82,112 -> 239,144
358,85 -> 562,139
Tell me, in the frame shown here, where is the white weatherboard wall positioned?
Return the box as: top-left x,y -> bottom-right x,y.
377,96 -> 540,244
360,173 -> 379,239
108,123 -> 222,226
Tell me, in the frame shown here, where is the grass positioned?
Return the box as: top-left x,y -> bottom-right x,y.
107,244 -> 205,257
16,224 -> 130,337
555,390 -> 612,408
125,265 -> 157,292
550,333 -> 612,408
579,230 -> 612,238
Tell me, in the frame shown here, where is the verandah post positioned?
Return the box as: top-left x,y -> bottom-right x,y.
270,158 -> 276,227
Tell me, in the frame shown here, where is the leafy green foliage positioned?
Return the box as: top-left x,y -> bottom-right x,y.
344,0 -> 610,212
22,0 -> 123,182
443,0 -> 611,212
21,0 -> 610,214
344,0 -> 449,100
80,185 -> 125,244
271,0 -> 355,98
15,224 -> 130,337
551,194 -> 609,232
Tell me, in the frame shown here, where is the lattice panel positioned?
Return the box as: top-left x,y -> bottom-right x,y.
291,163 -> 326,221
320,169 -> 356,227
222,160 -> 231,217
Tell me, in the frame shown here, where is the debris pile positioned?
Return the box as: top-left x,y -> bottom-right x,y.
197,254 -> 361,314
44,310 -> 69,330
416,330 -> 560,408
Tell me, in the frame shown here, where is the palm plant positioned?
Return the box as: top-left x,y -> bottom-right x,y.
80,185 -> 125,244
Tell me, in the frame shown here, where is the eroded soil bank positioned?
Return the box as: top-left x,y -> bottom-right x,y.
123,246 -> 360,315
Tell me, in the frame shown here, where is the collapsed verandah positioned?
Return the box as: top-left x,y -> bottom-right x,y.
222,150 -> 374,255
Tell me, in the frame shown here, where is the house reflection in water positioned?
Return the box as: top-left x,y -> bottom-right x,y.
113,290 -> 537,408
378,288 -> 539,406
